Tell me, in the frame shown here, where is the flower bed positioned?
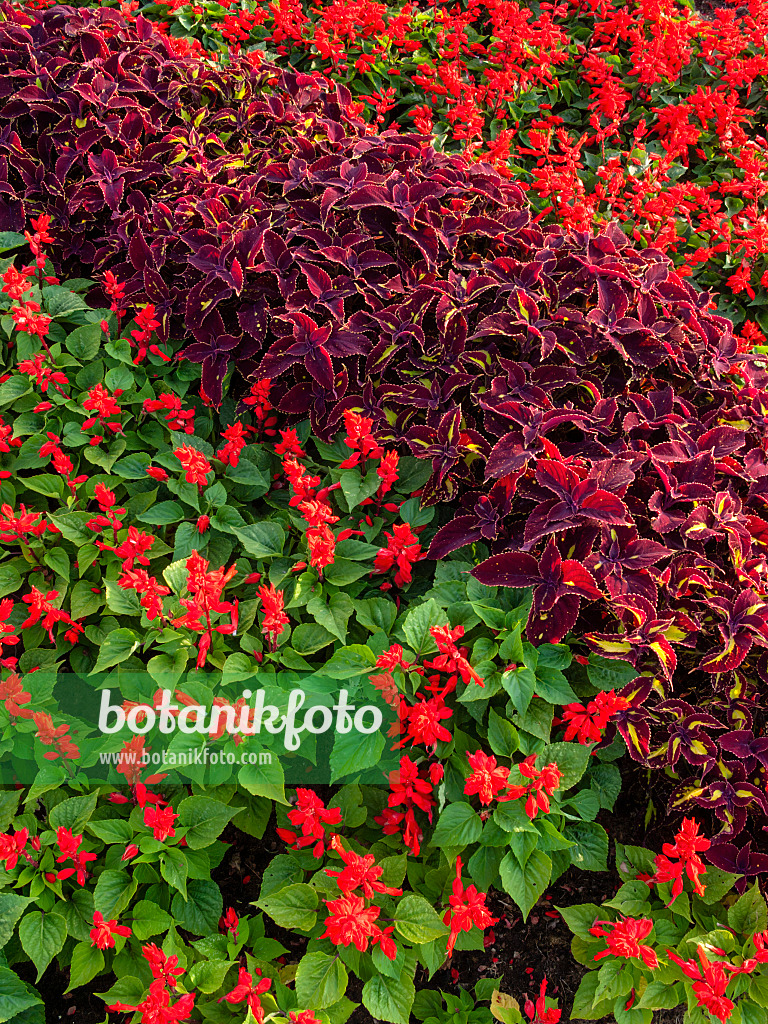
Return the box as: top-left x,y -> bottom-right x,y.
1,3 -> 768,1024
41,0 -> 768,340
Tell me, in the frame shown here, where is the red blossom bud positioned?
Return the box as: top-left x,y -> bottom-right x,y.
197,515 -> 210,533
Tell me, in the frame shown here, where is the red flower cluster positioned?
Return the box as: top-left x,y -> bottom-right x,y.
561,689 -> 630,745
591,917 -> 659,970
169,550 -> 238,668
276,788 -> 343,857
651,817 -> 710,904
444,856 -> 497,956
375,754 -> 435,856
504,755 -> 563,820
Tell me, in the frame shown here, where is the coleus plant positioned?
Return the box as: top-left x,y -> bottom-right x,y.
560,820 -> 768,1024
0,2 -> 530,406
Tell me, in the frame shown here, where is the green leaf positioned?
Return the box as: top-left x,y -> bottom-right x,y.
339,468 -> 382,511
231,522 -> 285,558
160,848 -> 188,898
323,645 -> 377,679
42,285 -> 88,317
0,377 -> 31,405
66,942 -> 104,992
394,895 -> 449,943
431,803 -> 482,848
137,501 -> 185,525
296,952 -> 348,1010
49,793 -> 98,833
18,911 -> 67,980
187,958 -> 233,995
291,622 -> 335,655
570,972 -> 614,1021
0,565 -> 21,600
93,870 -> 136,919
589,763 -> 622,810
177,796 -> 240,850
330,729 -> 385,783
171,879 -> 223,935
104,579 -> 141,616
43,547 -> 70,581
64,324 -> 102,362
536,742 -> 591,791
502,667 -> 536,715
307,592 -> 354,644
0,894 -> 35,947
112,453 -> 151,479
533,665 -> 578,704
728,881 -> 768,935
131,901 -> 174,942
499,849 -> 551,921
564,821 -> 609,872
47,512 -> 92,546
362,972 -> 415,1024
0,965 -> 43,1023
402,599 -> 445,657
487,708 -> 519,757
89,627 -> 140,673
257,883 -> 318,931
70,580 -> 103,620
587,655 -> 637,692
0,790 -> 20,832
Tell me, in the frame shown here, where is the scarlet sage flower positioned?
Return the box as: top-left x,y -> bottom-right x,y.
224,966 -> 271,1018
0,828 -> 29,870
276,788 -> 342,857
0,673 -> 31,718
398,695 -> 453,749
325,834 -> 403,899
464,750 -> 511,805
306,523 -> 336,575
143,944 -> 185,987
591,917 -> 659,970
562,689 -> 630,745
108,979 -> 195,1021
90,911 -> 131,950
219,907 -> 239,940
652,817 -> 710,903
524,976 -> 561,1023
174,444 -> 212,487
21,586 -> 75,644
374,521 -> 424,587
426,624 -> 484,690
502,755 -> 562,819
444,857 -> 498,956
257,583 -> 289,650
320,892 -> 381,952
143,804 -> 178,842
274,428 -> 305,457
666,945 -> 740,1022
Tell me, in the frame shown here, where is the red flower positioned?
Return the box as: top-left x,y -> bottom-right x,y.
275,428 -> 305,457
306,523 -> 336,575
524,976 -> 561,1023
652,817 -> 710,904
276,788 -> 342,858
320,892 -> 383,952
374,521 -> 424,587
444,857 -> 498,956
592,917 -> 658,970
464,750 -> 511,805
502,756 -> 562,819
0,828 -> 29,870
143,804 -> 178,842
90,911 -> 131,950
325,835 -> 403,899
257,583 -> 289,650
143,944 -> 184,987
108,979 -> 195,1022
667,945 -> 741,1022
174,445 -> 212,486
146,465 -> 169,482
225,966 -> 271,1020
